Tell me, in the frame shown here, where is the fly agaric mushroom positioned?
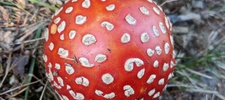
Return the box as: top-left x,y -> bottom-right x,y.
43,0 -> 175,99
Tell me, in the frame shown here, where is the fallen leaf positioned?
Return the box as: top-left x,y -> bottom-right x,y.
12,55 -> 29,76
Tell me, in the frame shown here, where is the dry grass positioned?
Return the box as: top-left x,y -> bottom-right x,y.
0,0 -> 225,100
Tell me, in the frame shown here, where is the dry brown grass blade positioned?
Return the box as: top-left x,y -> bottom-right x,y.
188,89 -> 225,100
39,81 -> 48,100
0,53 -> 12,88
0,80 -> 40,95
15,22 -> 45,44
6,87 -> 28,98
28,74 -> 60,100
160,0 -> 177,7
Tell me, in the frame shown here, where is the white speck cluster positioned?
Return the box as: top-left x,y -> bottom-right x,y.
44,0 -> 175,99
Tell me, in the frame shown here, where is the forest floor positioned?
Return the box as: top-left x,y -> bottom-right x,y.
0,0 -> 225,100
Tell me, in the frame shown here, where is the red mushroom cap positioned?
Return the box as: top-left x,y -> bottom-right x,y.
43,0 -> 175,100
